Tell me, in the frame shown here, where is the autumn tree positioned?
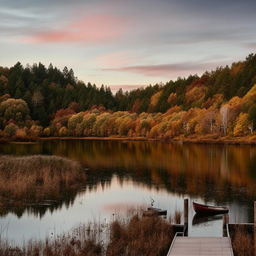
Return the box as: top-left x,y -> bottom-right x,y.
233,113 -> 249,136
220,105 -> 229,136
0,98 -> 30,128
248,104 -> 256,131
4,123 -> 18,136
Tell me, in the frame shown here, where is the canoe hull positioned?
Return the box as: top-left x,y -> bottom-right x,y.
143,207 -> 167,217
193,202 -> 229,215
147,207 -> 167,215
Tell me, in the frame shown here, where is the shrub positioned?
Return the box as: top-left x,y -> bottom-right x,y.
4,123 -> 18,136
29,125 -> 43,137
15,127 -> 27,139
59,126 -> 68,136
43,127 -> 51,136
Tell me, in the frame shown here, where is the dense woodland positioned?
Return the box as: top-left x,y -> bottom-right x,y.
1,54 -> 256,140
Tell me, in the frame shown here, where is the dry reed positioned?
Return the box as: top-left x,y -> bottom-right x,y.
0,155 -> 86,215
0,213 -> 175,256
231,225 -> 254,256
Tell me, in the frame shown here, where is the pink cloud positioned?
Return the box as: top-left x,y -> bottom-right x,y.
104,61 -> 227,77
25,14 -> 129,44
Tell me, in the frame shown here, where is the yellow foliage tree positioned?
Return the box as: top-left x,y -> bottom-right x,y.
15,128 -> 27,139
233,113 -> 249,137
30,125 -> 43,137
59,126 -> 68,137
43,127 -> 51,137
148,91 -> 162,112
167,93 -> 177,105
185,86 -> 206,107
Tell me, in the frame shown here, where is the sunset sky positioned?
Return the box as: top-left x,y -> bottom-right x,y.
1,0 -> 256,91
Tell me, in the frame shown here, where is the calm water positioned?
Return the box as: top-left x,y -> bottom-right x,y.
0,140 -> 255,243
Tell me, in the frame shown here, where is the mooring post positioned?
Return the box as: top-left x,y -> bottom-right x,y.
184,198 -> 189,236
254,201 -> 256,256
223,213 -> 229,237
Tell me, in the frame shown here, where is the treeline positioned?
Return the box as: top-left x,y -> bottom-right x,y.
115,53 -> 256,113
0,62 -> 115,126
1,54 -> 256,140
33,84 -> 256,139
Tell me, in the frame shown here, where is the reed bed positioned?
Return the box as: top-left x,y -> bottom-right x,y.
0,212 -> 175,256
0,155 -> 86,213
230,224 -> 254,256
107,214 -> 173,256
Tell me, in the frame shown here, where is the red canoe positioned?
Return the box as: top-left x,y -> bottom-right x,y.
193,202 -> 229,214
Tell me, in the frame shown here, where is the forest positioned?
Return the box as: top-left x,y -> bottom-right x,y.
1,53 -> 256,141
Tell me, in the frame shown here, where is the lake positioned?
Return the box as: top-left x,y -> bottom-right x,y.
0,140 -> 255,243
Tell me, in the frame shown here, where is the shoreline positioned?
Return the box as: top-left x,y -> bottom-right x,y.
173,137 -> 256,145
1,135 -> 256,145
39,136 -> 154,141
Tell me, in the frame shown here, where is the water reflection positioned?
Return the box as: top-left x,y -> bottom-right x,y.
0,140 -> 256,241
192,214 -> 223,226
0,175 -> 184,243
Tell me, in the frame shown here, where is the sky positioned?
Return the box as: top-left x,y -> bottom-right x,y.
1,0 -> 256,91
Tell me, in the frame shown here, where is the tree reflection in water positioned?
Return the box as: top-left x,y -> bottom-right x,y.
0,140 -> 255,221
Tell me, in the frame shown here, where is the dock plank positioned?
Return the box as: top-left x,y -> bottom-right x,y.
167,237 -> 233,256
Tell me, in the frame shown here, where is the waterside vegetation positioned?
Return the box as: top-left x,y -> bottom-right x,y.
230,224 -> 254,256
0,212 -> 175,256
0,155 -> 86,216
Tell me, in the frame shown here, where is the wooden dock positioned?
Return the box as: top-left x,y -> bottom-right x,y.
167,237 -> 234,256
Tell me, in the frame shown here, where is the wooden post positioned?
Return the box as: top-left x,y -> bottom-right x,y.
184,198 -> 189,236
254,201 -> 256,224
223,214 -> 229,237
254,201 -> 256,256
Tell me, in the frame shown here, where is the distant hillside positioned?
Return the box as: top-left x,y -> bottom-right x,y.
1,54 -> 256,140
114,53 -> 256,113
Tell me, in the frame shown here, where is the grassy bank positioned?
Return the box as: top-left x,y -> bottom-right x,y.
0,213 -> 175,256
0,155 -> 86,216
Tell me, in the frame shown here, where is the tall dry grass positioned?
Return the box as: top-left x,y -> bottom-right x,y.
106,214 -> 174,256
231,225 -> 254,256
0,213 -> 174,256
169,210 -> 181,224
0,226 -> 102,256
0,155 -> 86,214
